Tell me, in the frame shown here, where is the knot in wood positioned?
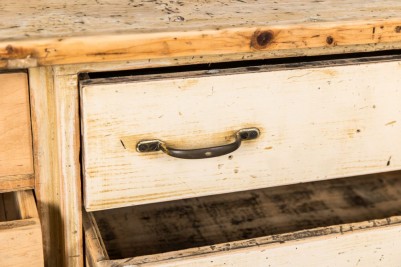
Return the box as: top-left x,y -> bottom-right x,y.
251,30 -> 274,49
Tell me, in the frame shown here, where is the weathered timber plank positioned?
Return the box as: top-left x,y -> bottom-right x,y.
1,1 -> 401,67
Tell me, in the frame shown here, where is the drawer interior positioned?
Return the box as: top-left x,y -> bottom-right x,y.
87,170 -> 401,262
0,190 -> 38,222
0,192 -> 22,221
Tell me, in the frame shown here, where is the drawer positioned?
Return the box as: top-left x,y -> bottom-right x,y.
84,170 -> 401,267
81,56 -> 401,211
0,72 -> 34,192
0,190 -> 44,267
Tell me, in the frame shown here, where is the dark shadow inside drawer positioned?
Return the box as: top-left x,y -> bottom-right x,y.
92,171 -> 401,259
0,192 -> 22,222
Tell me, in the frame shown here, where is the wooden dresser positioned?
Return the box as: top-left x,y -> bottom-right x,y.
1,1 -> 401,266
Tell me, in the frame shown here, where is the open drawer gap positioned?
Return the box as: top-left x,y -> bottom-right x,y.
85,170 -> 401,265
0,192 -> 21,221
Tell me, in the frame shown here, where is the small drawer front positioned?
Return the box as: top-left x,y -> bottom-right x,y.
81,58 -> 401,211
0,190 -> 44,267
0,73 -> 33,192
84,171 -> 401,267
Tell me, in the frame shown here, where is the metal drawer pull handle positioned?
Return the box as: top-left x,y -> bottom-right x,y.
136,127 -> 260,159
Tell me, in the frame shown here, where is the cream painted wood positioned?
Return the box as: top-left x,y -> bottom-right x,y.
85,215 -> 401,267
84,170 -> 401,266
1,1 -> 401,68
0,72 -> 34,192
0,190 -> 44,267
85,217 -> 401,267
117,223 -> 401,267
81,58 -> 401,211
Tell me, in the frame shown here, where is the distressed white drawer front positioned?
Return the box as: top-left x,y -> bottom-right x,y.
81,57 -> 401,211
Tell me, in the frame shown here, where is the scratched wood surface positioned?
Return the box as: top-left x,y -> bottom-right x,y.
0,72 -> 34,192
85,170 -> 401,266
29,67 -> 83,267
1,0 -> 401,67
81,56 -> 401,211
0,190 -> 44,267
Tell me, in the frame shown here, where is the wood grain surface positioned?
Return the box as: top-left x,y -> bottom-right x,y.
82,56 -> 401,211
0,190 -> 44,267
85,170 -> 401,266
0,174 -> 34,193
29,67 -> 83,267
0,72 -> 33,192
1,0 -> 401,67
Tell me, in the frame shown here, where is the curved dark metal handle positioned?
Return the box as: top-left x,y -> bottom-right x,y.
136,128 -> 260,159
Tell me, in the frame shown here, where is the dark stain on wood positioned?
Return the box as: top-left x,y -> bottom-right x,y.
326,36 -> 334,45
4,44 -> 36,59
6,45 -> 14,54
251,30 -> 274,49
246,66 -> 261,71
387,156 -> 392,166
396,26 -> 401,33
87,51 -> 126,56
96,218 -> 116,241
120,140 -> 126,149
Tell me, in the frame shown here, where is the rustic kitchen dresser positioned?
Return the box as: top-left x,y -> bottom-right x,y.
2,1 -> 401,266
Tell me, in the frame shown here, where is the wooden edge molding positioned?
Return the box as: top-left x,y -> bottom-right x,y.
88,216 -> 401,266
14,190 -> 39,219
1,20 -> 401,69
83,211 -> 109,267
0,174 -> 34,193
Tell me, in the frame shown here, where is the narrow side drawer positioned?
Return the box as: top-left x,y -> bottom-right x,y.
0,72 -> 34,192
0,190 -> 44,267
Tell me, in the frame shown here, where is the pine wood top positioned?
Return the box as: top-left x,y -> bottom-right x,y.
1,0 -> 401,67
